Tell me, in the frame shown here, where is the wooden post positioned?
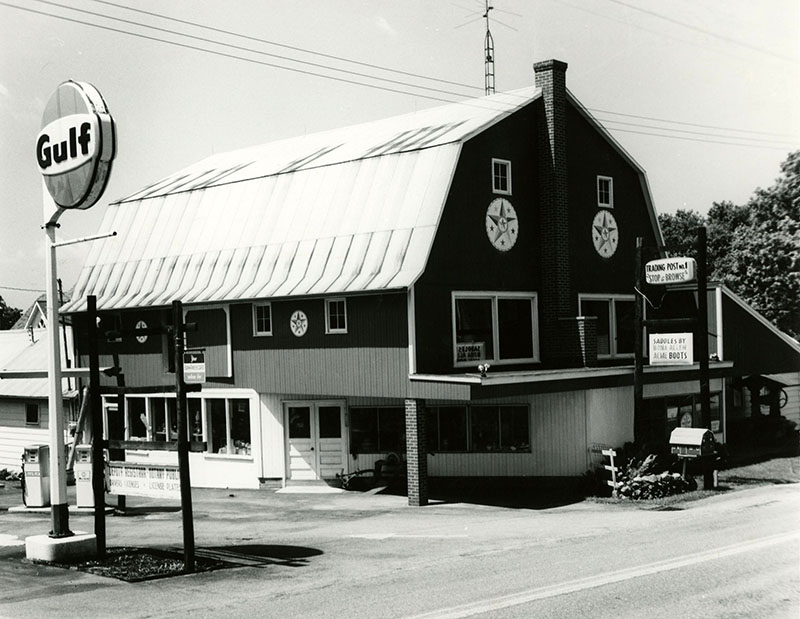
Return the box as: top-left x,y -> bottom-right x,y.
173,300 -> 195,573
696,227 -> 714,489
634,237 -> 644,443
86,295 -> 106,557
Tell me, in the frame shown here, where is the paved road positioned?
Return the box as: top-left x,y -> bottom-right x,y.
0,481 -> 797,618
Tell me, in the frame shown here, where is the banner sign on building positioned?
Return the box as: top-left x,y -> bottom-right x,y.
644,257 -> 697,285
649,333 -> 694,365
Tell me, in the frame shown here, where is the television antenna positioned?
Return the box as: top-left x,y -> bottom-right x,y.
454,1 -> 520,95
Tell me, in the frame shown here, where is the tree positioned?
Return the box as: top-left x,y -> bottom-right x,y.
658,208 -> 705,259
0,295 -> 22,330
657,150 -> 800,339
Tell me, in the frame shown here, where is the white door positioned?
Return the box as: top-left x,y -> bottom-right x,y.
285,402 -> 346,481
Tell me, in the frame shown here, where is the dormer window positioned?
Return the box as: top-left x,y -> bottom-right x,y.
492,159 -> 512,195
597,175 -> 613,208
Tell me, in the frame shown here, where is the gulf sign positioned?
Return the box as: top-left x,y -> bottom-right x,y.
645,257 -> 697,285
36,81 -> 116,209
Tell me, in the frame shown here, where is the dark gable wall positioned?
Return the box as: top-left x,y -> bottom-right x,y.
566,102 -> 660,294
414,103 -> 540,374
414,100 -> 662,374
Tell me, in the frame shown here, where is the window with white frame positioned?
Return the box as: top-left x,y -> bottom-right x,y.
325,298 -> 347,334
597,176 -> 613,208
103,394 -> 252,456
492,158 -> 512,195
579,294 -> 635,357
427,404 -> 530,453
253,303 -> 272,336
453,292 -> 539,366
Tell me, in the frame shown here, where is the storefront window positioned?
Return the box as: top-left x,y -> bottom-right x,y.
206,398 -> 251,455
429,404 -> 529,453
454,293 -> 539,366
127,398 -> 148,440
349,407 -> 404,454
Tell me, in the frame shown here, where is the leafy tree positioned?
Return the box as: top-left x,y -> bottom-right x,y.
658,208 -> 705,259
657,150 -> 800,339
0,295 -> 22,330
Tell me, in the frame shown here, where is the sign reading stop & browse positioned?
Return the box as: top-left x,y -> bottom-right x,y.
183,350 -> 206,384
644,257 -> 697,285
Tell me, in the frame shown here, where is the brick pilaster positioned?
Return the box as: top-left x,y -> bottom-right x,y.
405,398 -> 428,507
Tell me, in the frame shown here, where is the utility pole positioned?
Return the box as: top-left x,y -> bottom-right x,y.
173,300 -> 195,573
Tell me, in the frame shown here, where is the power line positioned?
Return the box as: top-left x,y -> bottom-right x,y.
589,108 -> 797,141
88,0 -> 483,93
595,117 -> 797,147
3,2 -> 468,105
4,1 -> 795,153
602,124 -> 796,152
30,0 -> 478,101
0,285 -> 45,293
604,0 -> 797,64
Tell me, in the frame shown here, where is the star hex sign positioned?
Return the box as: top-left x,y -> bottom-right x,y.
485,198 -> 519,251
592,209 -> 619,257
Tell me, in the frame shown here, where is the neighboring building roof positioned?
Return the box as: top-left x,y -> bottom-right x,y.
0,328 -> 75,398
62,88 -> 540,313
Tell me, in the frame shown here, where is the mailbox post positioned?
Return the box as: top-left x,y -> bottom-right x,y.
669,428 -> 717,489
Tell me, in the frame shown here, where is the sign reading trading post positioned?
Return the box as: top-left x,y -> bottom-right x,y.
644,257 -> 697,285
36,80 -> 116,210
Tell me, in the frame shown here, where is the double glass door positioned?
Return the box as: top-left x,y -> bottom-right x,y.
285,402 -> 345,481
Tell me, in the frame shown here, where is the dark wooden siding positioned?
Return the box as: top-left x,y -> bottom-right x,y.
566,103 -> 661,295
415,104 -> 540,374
722,294 -> 800,376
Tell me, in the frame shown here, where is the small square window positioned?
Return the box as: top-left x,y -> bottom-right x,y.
253,303 -> 272,336
326,298 -> 347,334
25,403 -> 39,426
597,176 -> 613,208
492,159 -> 512,195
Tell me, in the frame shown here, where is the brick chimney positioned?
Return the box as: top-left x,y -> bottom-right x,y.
534,60 -> 591,367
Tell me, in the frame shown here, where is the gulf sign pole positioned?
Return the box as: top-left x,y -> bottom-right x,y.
36,81 -> 116,538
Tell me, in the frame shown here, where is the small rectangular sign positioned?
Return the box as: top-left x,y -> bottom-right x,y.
645,257 -> 697,285
456,342 -> 485,363
107,461 -> 180,499
649,332 -> 694,365
183,350 -> 205,384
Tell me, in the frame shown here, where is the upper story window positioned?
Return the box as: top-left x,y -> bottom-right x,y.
25,403 -> 40,426
492,159 -> 512,195
579,294 -> 635,357
452,292 -> 539,367
597,175 -> 614,208
253,303 -> 272,336
325,298 -> 347,334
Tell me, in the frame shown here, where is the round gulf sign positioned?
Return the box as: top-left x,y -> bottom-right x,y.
36,81 -> 116,209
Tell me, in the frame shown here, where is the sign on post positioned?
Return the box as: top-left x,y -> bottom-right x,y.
649,333 -> 694,365
644,257 -> 697,285
183,350 -> 205,384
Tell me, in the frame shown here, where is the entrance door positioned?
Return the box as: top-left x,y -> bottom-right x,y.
285,402 -> 346,481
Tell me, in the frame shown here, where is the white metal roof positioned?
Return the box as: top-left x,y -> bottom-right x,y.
0,329 -> 75,398
62,88 -> 538,312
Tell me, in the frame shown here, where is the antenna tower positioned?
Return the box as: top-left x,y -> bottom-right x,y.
484,1 -> 495,95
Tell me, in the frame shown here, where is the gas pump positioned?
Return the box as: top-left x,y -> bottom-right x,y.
22,445 -> 50,507
74,445 -> 94,508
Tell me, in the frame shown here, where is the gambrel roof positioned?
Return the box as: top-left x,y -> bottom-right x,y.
63,89 -> 541,313
62,86 -> 661,313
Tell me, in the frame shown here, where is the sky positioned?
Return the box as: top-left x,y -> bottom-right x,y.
1,0 -> 798,312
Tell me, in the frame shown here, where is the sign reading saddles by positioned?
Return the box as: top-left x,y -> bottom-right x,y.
36,80 -> 116,210
644,257 -> 697,285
